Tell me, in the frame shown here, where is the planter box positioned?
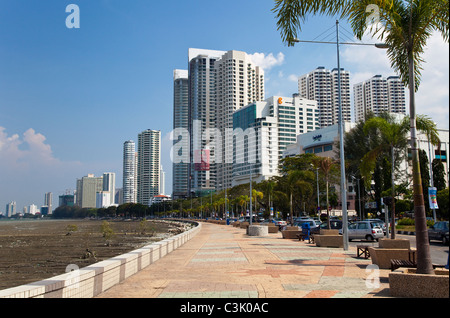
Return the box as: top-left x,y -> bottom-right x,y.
379,238 -> 410,249
389,268 -> 449,298
281,230 -> 301,239
368,247 -> 414,269
315,235 -> 343,248
320,229 -> 340,235
265,225 -> 279,233
240,222 -> 249,229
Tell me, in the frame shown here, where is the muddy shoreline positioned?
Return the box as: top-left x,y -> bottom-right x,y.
0,218 -> 193,290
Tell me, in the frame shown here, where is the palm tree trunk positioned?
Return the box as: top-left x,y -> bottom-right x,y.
290,192 -> 293,225
391,145 -> 396,239
409,55 -> 434,274
326,179 -> 330,230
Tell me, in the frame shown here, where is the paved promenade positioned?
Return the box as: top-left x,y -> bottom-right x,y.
97,222 -> 391,298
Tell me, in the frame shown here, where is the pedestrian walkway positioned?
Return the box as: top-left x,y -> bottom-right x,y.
96,222 -> 391,298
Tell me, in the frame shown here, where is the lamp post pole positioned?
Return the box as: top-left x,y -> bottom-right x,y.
335,20 -> 349,251
291,21 -> 388,252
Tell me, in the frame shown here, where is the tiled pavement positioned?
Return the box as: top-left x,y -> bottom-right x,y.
97,222 -> 391,298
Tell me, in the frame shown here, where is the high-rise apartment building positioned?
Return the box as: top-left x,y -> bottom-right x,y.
44,192 -> 52,215
172,69 -> 190,199
76,174 -> 103,208
354,75 -> 406,122
298,67 -> 350,128
232,95 -> 319,186
102,172 -> 115,206
123,140 -> 137,203
215,50 -> 265,191
6,201 -> 16,217
188,49 -> 226,197
137,129 -> 161,205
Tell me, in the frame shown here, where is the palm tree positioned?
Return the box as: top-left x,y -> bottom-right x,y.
238,195 -> 249,216
273,0 -> 448,275
251,189 -> 264,219
361,114 -> 439,239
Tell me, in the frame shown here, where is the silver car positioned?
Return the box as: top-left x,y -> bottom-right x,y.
347,221 -> 384,241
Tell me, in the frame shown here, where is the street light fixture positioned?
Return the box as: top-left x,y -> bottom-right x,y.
292,21 -> 388,251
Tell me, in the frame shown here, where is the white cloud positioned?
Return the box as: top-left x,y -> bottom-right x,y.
249,52 -> 285,70
288,74 -> 299,82
0,127 -> 83,210
0,127 -> 59,169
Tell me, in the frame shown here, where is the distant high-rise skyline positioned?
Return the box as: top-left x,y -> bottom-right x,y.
137,129 -> 161,205
123,140 -> 137,204
298,66 -> 351,128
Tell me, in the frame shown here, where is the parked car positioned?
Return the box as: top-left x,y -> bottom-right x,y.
293,219 -> 320,232
348,221 -> 384,241
368,219 -> 387,235
238,216 -> 259,223
428,221 -> 449,245
273,218 -> 287,227
312,220 -> 343,234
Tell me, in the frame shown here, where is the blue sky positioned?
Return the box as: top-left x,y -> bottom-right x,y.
0,0 -> 448,212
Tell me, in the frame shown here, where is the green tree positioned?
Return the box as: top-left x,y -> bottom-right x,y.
432,159 -> 447,191
362,115 -> 439,239
436,188 -> 449,219
273,0 -> 448,274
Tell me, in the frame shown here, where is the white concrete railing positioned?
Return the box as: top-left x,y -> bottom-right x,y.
0,221 -> 201,298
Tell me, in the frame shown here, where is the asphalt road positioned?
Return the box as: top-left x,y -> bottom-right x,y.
347,233 -> 449,266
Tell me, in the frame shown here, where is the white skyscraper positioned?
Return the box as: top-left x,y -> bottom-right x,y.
137,129 -> 161,205
172,69 -> 190,199
298,66 -> 350,128
354,75 -> 406,122
123,140 -> 137,203
160,165 -> 165,196
188,49 -> 226,197
232,95 -> 319,186
215,50 -> 265,191
6,201 -> 16,217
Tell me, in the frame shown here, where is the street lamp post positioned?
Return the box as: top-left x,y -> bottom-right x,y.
335,20 -> 349,251
292,21 -> 388,251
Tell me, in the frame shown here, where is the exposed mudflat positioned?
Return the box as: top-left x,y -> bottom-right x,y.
0,219 -> 192,290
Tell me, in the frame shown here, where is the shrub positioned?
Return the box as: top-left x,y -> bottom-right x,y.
398,218 -> 415,226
